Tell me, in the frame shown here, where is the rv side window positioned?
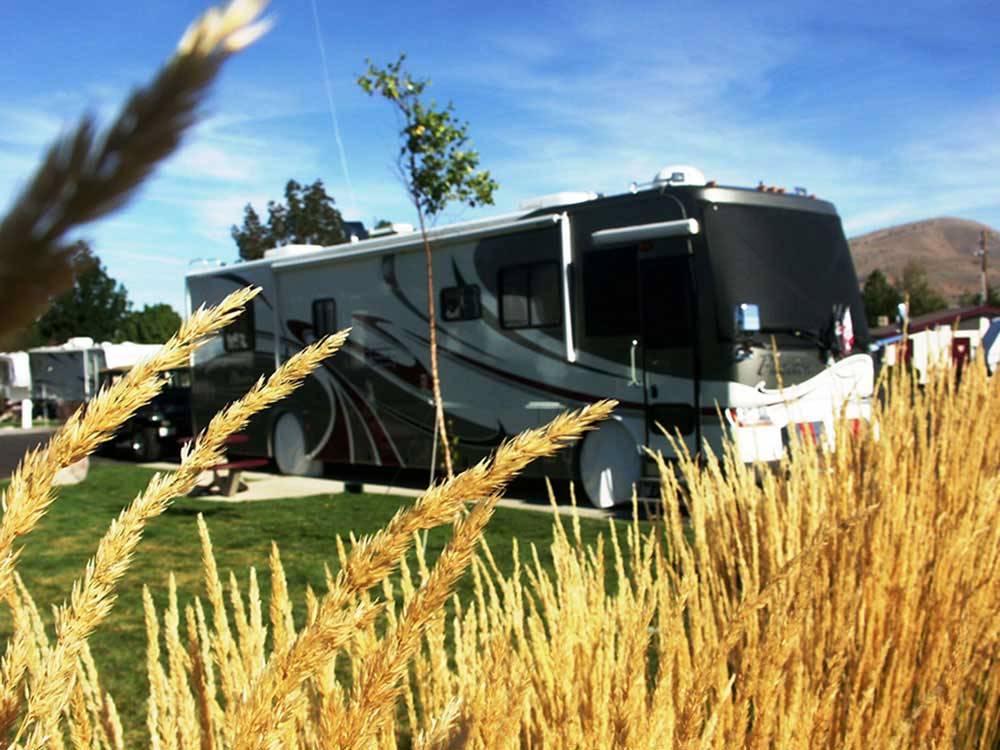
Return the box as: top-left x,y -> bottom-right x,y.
313,298 -> 338,336
499,262 -> 561,329
440,285 -> 482,321
223,304 -> 254,352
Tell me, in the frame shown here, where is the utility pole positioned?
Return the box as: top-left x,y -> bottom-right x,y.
975,230 -> 989,304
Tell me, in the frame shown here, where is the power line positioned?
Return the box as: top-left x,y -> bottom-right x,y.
309,0 -> 358,216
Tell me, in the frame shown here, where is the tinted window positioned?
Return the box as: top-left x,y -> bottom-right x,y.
167,369 -> 191,388
223,304 -> 254,352
583,246 -> 639,336
441,284 -> 482,321
584,248 -> 692,347
312,298 -> 337,336
641,256 -> 693,347
530,263 -> 561,326
499,263 -> 561,329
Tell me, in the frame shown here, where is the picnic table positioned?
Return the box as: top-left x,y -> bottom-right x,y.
182,434 -> 269,497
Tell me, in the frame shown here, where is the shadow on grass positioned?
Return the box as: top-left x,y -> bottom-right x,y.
164,505 -> 232,519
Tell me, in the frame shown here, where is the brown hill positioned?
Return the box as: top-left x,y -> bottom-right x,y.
849,217 -> 1000,303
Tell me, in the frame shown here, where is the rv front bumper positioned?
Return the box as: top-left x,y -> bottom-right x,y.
724,354 -> 875,463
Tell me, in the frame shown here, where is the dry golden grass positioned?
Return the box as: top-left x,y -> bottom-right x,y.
41,356 -> 985,750
0,348 -> 990,749
0,303 -> 996,749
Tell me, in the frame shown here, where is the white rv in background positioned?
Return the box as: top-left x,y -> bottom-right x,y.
29,338 -> 161,418
0,352 -> 31,405
187,165 -> 874,507
101,341 -> 161,370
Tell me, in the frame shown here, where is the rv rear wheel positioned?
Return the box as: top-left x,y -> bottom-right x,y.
273,413 -> 323,477
576,419 -> 642,509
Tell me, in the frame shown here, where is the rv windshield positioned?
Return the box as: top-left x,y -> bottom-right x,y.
702,202 -> 869,346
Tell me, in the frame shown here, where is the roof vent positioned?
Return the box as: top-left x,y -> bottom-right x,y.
188,258 -> 224,269
518,192 -> 598,211
369,223 -> 415,238
263,244 -> 325,260
651,165 -> 707,188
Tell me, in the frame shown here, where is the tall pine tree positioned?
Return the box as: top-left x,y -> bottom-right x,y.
231,179 -> 346,260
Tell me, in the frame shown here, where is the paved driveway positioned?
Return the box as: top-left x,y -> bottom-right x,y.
0,427 -> 57,479
136,459 -> 648,520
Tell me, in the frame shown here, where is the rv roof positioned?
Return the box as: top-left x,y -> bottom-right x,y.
186,181 -> 836,278
28,343 -> 102,354
186,207 -> 552,277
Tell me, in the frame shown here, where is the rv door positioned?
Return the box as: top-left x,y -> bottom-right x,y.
636,238 -> 698,450
580,235 -> 698,453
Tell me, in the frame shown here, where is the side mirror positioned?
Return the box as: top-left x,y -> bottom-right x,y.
896,302 -> 908,325
735,303 -> 761,334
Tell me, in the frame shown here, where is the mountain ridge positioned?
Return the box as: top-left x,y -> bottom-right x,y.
849,217 -> 1000,302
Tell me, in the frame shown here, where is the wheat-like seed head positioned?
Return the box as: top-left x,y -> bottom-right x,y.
177,0 -> 273,56
228,400 -> 616,750
118,362 -> 1000,749
0,1 -> 270,344
335,494 -> 504,750
6,328 -> 1000,748
14,327 -> 348,749
0,287 -> 258,612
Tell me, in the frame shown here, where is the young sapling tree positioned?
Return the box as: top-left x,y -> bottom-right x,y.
358,54 -> 498,478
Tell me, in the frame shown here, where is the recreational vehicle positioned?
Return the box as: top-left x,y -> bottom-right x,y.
186,165 -> 874,507
29,338 -> 106,418
29,339 -> 161,418
0,352 -> 31,405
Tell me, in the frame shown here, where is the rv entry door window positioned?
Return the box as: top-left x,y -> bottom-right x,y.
581,244 -> 694,362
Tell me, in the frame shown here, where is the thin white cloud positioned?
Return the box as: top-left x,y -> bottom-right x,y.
101,248 -> 188,267
163,142 -> 257,182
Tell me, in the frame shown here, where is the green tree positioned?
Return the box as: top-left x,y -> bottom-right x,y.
359,54 -> 498,478
900,261 -> 948,317
231,204 -> 270,261
30,241 -> 130,345
118,303 -> 182,343
862,269 -> 903,327
958,287 -> 1000,307
231,179 -> 346,261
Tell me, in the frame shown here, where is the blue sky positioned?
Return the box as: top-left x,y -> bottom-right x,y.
1,0 -> 998,313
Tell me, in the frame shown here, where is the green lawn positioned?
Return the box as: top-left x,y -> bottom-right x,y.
4,461 -> 632,742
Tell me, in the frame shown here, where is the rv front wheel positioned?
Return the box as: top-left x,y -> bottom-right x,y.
576,419 -> 641,509
273,413 -> 323,477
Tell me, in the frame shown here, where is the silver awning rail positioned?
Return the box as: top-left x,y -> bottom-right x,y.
590,218 -> 700,247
